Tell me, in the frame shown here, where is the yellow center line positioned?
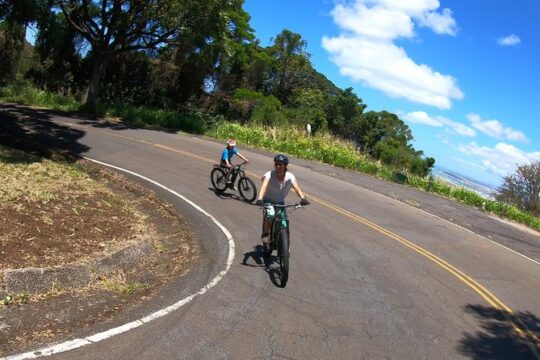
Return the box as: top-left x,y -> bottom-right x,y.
94,128 -> 539,351
308,194 -> 539,350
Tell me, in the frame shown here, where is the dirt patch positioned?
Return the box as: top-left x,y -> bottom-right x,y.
0,155 -> 199,356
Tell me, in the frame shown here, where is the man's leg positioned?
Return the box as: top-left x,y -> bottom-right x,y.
261,206 -> 274,251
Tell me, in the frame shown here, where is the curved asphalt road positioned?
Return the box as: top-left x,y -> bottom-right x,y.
2,104 -> 540,359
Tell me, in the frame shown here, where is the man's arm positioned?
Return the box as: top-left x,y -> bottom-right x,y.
257,176 -> 270,202
291,179 -> 306,200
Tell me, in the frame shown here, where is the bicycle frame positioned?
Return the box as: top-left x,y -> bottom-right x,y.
266,203 -> 300,249
270,207 -> 289,248
225,163 -> 247,184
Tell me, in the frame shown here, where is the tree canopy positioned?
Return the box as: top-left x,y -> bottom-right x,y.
496,161 -> 540,216
0,0 -> 436,177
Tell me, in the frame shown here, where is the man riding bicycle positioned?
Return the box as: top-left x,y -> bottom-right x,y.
256,154 -> 309,251
221,139 -> 249,188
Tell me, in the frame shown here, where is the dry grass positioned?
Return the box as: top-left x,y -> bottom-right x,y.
0,145 -> 104,204
0,144 -> 149,270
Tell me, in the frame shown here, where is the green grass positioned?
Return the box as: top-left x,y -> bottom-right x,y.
2,83 -> 538,231
0,79 -> 80,112
208,122 -> 540,231
208,122 -> 380,174
104,105 -> 206,134
0,80 -> 206,134
99,271 -> 149,294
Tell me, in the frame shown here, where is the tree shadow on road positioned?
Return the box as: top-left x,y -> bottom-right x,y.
0,104 -> 89,162
458,304 -> 540,359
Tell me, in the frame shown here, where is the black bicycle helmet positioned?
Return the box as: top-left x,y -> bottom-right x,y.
274,154 -> 289,165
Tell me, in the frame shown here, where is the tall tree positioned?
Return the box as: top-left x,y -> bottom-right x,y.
0,0 -> 41,83
325,87 -> 366,139
241,44 -> 273,92
145,0 -> 252,107
290,88 -> 326,133
57,0 -> 185,105
266,29 -> 310,104
496,161 -> 540,215
29,10 -> 82,94
212,6 -> 256,94
357,111 -> 412,156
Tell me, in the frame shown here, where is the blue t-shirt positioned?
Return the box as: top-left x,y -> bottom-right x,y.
221,147 -> 238,162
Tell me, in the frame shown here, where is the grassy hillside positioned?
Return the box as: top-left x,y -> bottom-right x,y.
1,84 -> 538,231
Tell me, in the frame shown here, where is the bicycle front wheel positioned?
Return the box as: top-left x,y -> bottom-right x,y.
238,176 -> 257,203
278,228 -> 290,287
210,168 -> 227,192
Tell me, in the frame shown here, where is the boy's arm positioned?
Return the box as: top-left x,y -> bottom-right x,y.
237,152 -> 249,163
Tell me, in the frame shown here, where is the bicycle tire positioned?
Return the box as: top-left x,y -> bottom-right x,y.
278,228 -> 290,287
238,176 -> 257,203
210,168 -> 227,192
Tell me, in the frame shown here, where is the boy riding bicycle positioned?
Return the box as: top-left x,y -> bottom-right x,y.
221,139 -> 249,188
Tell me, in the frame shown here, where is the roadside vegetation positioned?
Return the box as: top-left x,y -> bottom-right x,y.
1,0 -> 538,231
2,87 -> 539,232
0,144 -> 148,271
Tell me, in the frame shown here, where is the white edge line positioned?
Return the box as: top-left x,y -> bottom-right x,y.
365,189 -> 540,266
413,206 -> 540,266
2,157 -> 235,360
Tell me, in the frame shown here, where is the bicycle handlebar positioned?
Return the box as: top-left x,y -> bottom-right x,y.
258,202 -> 306,208
232,161 -> 248,168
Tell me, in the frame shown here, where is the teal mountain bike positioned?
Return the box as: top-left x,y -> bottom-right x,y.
260,202 -> 307,287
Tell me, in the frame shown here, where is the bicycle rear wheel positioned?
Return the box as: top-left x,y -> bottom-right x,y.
210,168 -> 227,192
277,228 -> 290,287
238,176 -> 257,203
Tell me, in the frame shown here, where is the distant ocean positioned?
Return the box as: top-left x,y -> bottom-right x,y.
431,167 -> 498,200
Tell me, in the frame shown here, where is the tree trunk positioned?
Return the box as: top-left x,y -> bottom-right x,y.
0,23 -> 25,84
84,55 -> 108,107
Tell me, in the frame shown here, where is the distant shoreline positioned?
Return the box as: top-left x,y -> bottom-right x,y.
433,167 -> 497,200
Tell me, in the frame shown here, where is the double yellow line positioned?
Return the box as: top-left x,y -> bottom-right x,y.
95,127 -> 540,354
309,195 -> 539,353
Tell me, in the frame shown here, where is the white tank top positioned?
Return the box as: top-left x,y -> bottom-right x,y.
262,170 -> 296,203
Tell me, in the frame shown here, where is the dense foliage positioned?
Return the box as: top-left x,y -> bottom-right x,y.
2,0 -> 435,177
496,161 -> 540,216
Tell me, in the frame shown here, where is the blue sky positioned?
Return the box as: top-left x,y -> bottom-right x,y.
243,0 -> 540,187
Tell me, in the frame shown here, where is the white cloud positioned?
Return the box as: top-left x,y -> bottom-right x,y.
467,113 -> 528,143
404,111 -> 475,136
418,8 -> 457,35
323,0 -> 463,109
329,2 -> 414,40
497,34 -> 521,46
404,111 -> 443,126
458,142 -> 540,177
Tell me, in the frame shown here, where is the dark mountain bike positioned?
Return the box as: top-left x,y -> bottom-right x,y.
210,162 -> 257,203
260,202 -> 307,287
